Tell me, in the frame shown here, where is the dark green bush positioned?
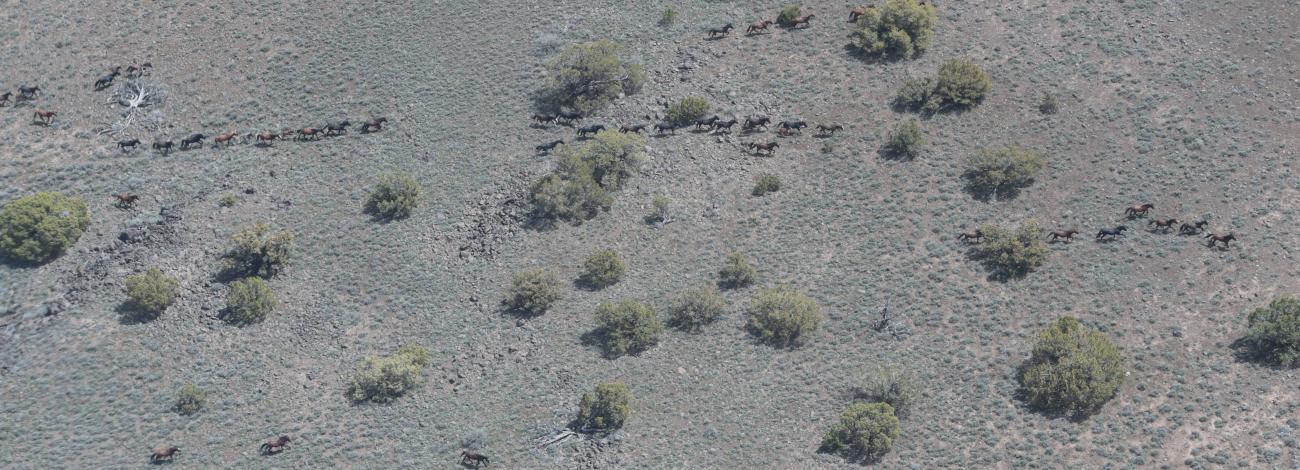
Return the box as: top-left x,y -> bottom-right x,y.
175,384 -> 207,415
1018,316 -> 1125,418
970,220 -> 1048,279
123,267 -> 179,320
666,96 -> 710,127
963,145 -> 1046,200
1235,297 -> 1300,368
592,300 -> 663,357
365,173 -> 421,220
669,286 -> 725,332
882,119 -> 925,160
776,5 -> 804,27
579,249 -> 625,289
530,169 -> 612,224
577,382 -> 632,432
752,174 -> 781,196
530,131 -> 645,224
820,402 -> 900,463
1039,92 -> 1060,115
348,345 -> 431,403
221,223 -> 293,278
0,192 -> 90,264
718,252 -> 756,289
747,287 -> 822,348
850,0 -> 938,60
536,40 -> 646,115
224,277 -> 277,325
504,268 -> 562,317
852,366 -> 918,418
895,59 -> 990,113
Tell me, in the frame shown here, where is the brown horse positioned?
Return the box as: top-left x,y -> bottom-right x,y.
747,19 -> 774,34
1125,203 -> 1154,218
707,23 -> 734,38
213,131 -> 239,147
743,116 -> 770,130
748,142 -> 779,155
848,6 -> 874,22
957,229 -> 983,243
256,132 -> 280,144
1148,218 -> 1178,231
33,110 -> 56,124
113,194 -> 140,208
150,446 -> 180,463
1179,220 -> 1208,235
296,127 -> 323,140
1205,233 -> 1235,248
153,140 -> 173,155
279,128 -> 296,140
1047,229 -> 1079,242
260,435 -> 291,454
361,117 -> 388,133
790,14 -> 815,28
619,124 -> 647,134
816,124 -> 843,135
460,451 -> 490,468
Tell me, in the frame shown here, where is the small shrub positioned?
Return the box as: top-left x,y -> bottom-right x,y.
504,268 -> 562,317
1039,92 -> 1060,115
175,384 -> 207,415
579,250 -> 625,289
1018,316 -> 1125,418
669,286 -> 725,332
1234,297 -> 1300,368
893,77 -> 935,111
820,402 -> 900,463
752,174 -> 781,196
530,170 -> 612,224
123,267 -> 179,320
365,173 -> 421,220
221,223 -> 293,278
963,145 -> 1046,200
577,382 -> 632,432
852,366 -> 918,418
536,40 -> 646,115
717,252 -> 756,289
882,119 -> 925,160
666,96 -> 710,127
658,7 -> 677,26
851,0 -> 938,60
224,277 -> 277,325
0,192 -> 90,264
592,300 -> 663,357
747,287 -> 822,348
218,194 -> 237,207
530,131 -> 645,225
581,130 -> 645,191
821,142 -> 835,154
895,59 -> 990,112
347,345 -> 431,403
776,5 -> 803,27
644,195 -> 670,225
970,220 -> 1048,279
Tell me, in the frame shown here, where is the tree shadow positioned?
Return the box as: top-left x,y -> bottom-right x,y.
116,303 -> 159,325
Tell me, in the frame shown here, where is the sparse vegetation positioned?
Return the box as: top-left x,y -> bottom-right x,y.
645,195 -> 670,225
1234,297 -> 1300,368
123,268 -> 179,320
536,40 -> 646,115
820,402 -> 900,463
224,277 -> 277,325
718,252 -> 756,289
666,96 -> 710,127
0,192 -> 90,264
882,119 -> 925,160
1039,92 -> 1060,115
970,220 -> 1048,279
895,59 -> 990,113
851,366 -> 918,418
752,174 -> 781,196
592,300 -> 663,357
1018,316 -> 1125,418
175,384 -> 207,415
850,0 -> 938,60
530,131 -> 646,224
658,7 -> 678,27
746,287 -> 822,348
579,249 -> 625,289
218,194 -> 237,207
503,268 -> 562,317
669,286 -> 725,332
577,382 -> 632,432
365,173 -> 421,220
347,345 -> 432,404
221,223 -> 293,278
776,5 -> 804,27
963,145 -> 1046,200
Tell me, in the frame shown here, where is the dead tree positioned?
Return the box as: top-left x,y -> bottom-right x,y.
98,78 -> 167,138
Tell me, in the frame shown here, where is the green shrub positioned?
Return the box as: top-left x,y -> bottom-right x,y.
851,0 -> 938,60
504,268 -> 562,317
645,195 -> 670,225
1018,316 -> 1125,418
536,40 -> 646,115
123,267 -> 179,320
592,300 -> 663,357
752,174 -> 781,196
221,222 -> 293,278
820,402 -> 900,463
175,384 -> 207,415
776,5 -> 803,27
746,287 -> 822,348
658,7 -> 678,26
347,345 -> 432,403
530,131 -> 645,224
717,252 -> 756,289
224,277 -> 277,325
530,170 -> 612,224
666,96 -> 710,127
669,286 -> 725,332
882,119 -> 925,160
218,194 -> 237,207
579,249 -> 625,289
0,192 -> 90,264
1039,92 -> 1060,115
577,382 -> 632,432
894,77 -> 935,111
851,366 -> 918,418
580,130 -> 645,191
1235,297 -> 1300,368
365,173 -> 421,220
970,220 -> 1048,279
895,59 -> 990,112
963,145 -> 1046,200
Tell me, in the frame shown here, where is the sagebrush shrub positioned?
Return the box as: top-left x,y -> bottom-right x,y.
365,173 -> 421,220
971,220 -> 1048,279
895,59 -> 990,112
530,131 -> 645,224
123,267 -> 179,320
645,195 -> 670,225
659,7 -> 677,26
851,0 -> 938,60
348,345 -> 432,403
530,169 -> 612,224
504,268 -> 562,317
175,383 -> 207,415
747,287 -> 822,348
1235,297 -> 1300,368
593,300 -> 663,357
577,382 -> 632,432
820,402 -> 900,462
852,366 -> 918,418
894,77 -> 935,111
0,192 -> 90,264
1018,316 -> 1125,418
222,223 -> 293,278
669,286 -> 726,332
579,250 -> 625,289
777,5 -> 804,27
224,277 -> 277,325
667,97 -> 710,127
1039,92 -> 1060,115
752,174 -> 781,196
883,119 -> 925,160
963,145 -> 1046,200
718,252 -> 756,289
219,194 -> 237,207
536,40 -> 646,115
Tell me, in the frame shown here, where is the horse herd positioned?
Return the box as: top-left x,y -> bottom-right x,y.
531,112 -> 842,157
117,117 -> 389,156
958,203 -> 1236,249
3,62 -> 154,125
702,3 -> 915,40
145,439 -> 491,467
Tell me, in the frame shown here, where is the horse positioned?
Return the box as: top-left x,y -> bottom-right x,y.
279,128 -> 297,140
747,19 -> 774,34
1047,229 -> 1079,242
556,111 -> 582,125
180,133 -> 206,149
778,120 -> 808,133
94,67 -> 121,90
18,85 -> 40,98
619,124 -> 647,134
748,142 -> 779,155
1125,203 -> 1154,218
1096,225 -> 1128,240
535,139 -> 565,153
460,451 -> 490,468
117,139 -> 141,151
743,116 -> 770,130
33,110 -> 56,124
0,91 -> 10,106
707,23 -> 734,38
531,113 -> 557,125
296,127 -> 323,140
957,229 -> 983,243
150,446 -> 180,463
113,194 -> 140,208
694,116 -> 720,129
1205,233 -> 1235,248
256,132 -> 280,144
324,120 -> 351,136
576,124 -> 605,137
1179,220 -> 1208,235
360,117 -> 388,133
711,119 -> 738,132
816,124 -> 843,135
790,14 -> 815,28
212,132 -> 239,147
126,62 -> 153,78
848,6 -> 874,22
153,140 -> 173,155
260,435 -> 291,454
654,122 -> 679,134
1148,218 -> 1178,231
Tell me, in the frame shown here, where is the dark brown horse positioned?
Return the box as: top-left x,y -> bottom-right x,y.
180,133 -> 205,149
747,19 -> 774,34
1096,225 -> 1128,240
531,113 -> 557,125
1205,233 -> 1235,248
619,124 -> 647,134
153,140 -> 173,155
360,117 -> 388,133
654,122 -> 679,134
150,446 -> 180,463
18,85 -> 41,98
256,132 -> 280,144
460,451 -> 490,468
712,119 -> 738,132
790,14 -> 815,28
743,116 -> 770,130
957,229 -> 983,243
260,435 -> 291,454
126,62 -> 153,78
113,194 -> 140,208
1125,203 -> 1154,218
324,120 -> 352,135
707,23 -> 734,38
33,110 -> 56,124
748,142 -> 779,155
816,124 -> 843,135
1047,229 -> 1079,242
848,6 -> 874,22
1148,218 -> 1178,231
1179,220 -> 1208,235
117,139 -> 141,151
0,91 -> 11,106
535,139 -> 564,153
94,66 -> 121,90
